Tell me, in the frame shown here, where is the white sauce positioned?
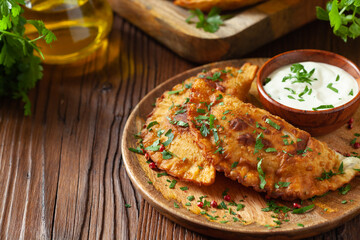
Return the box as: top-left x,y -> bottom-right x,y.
264,61 -> 359,111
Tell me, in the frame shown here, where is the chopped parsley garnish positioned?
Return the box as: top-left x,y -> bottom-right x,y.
128,147 -> 144,154
349,89 -> 354,96
336,75 -> 340,81
254,133 -> 264,153
185,83 -> 193,89
168,89 -> 184,95
297,223 -> 304,227
265,148 -> 277,153
175,109 -> 186,115
198,165 -> 204,170
338,184 -> 351,195
341,200 -> 348,204
236,203 -> 245,211
197,108 -> 206,114
180,186 -> 189,191
257,159 -> 266,189
317,162 -> 344,181
350,138 -> 357,145
223,110 -> 230,115
157,172 -> 168,177
174,202 -> 180,208
292,204 -> 315,214
177,121 -> 189,127
312,105 -> 334,111
157,129 -> 165,137
206,71 -> 222,81
162,129 -> 174,146
265,118 -> 281,130
200,124 -> 210,137
288,95 -> 295,100
185,202 -> 191,206
231,161 -> 238,169
219,201 -> 228,210
147,121 -> 159,130
298,86 -> 310,98
145,139 -> 161,151
187,195 -> 195,201
256,122 -> 267,130
261,201 -> 291,213
125,204 -> 131,208
282,63 -> 317,85
214,146 -> 224,154
216,94 -> 223,100
284,87 -> 296,94
327,83 -> 339,93
162,150 -> 173,159
275,181 -> 291,189
148,181 -> 153,184
169,180 -> 177,189
264,77 -> 271,85
220,220 -> 228,224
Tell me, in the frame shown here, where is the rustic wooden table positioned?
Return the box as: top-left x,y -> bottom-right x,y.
1,13 -> 360,240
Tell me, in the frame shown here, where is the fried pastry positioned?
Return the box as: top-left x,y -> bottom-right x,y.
141,64 -> 258,185
188,78 -> 360,200
174,0 -> 265,12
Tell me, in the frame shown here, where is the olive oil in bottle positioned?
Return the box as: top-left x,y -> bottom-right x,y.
24,0 -> 113,64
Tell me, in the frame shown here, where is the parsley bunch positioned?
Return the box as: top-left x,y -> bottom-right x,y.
0,0 -> 56,115
186,7 -> 231,33
317,0 -> 360,41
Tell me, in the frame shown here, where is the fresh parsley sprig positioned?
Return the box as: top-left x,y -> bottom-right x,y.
317,0 -> 360,41
0,0 -> 56,115
186,7 -> 232,33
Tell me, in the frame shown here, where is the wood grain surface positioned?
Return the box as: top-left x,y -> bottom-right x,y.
108,0 -> 328,63
1,11 -> 360,240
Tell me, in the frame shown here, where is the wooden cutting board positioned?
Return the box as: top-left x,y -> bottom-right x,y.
122,58 -> 360,239
108,0 -> 327,63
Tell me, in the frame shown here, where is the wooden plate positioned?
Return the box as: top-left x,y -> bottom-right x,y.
121,59 -> 360,239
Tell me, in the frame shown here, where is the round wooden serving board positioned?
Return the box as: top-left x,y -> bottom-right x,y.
121,59 -> 360,239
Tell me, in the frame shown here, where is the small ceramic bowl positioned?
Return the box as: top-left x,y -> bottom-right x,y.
257,49 -> 360,136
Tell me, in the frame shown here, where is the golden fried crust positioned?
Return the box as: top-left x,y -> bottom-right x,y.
141,64 -> 258,185
174,0 -> 265,11
141,77 -> 216,186
189,79 -> 360,200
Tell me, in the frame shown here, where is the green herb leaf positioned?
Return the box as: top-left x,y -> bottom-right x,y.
327,83 -> 339,93
231,161 -> 238,169
187,195 -> 195,201
169,179 -> 177,189
145,140 -> 161,151
312,105 -> 335,111
157,172 -> 168,177
292,204 -> 315,214
257,159 -> 266,189
128,147 -> 144,154
265,118 -> 281,130
180,186 -> 188,191
162,150 -> 173,160
162,129 -> 174,146
338,184 -> 351,195
174,202 -> 180,208
275,181 -> 291,189
186,7 -> 231,33
125,204 -> 131,208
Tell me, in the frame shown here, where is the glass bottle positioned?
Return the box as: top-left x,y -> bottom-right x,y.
23,0 -> 113,64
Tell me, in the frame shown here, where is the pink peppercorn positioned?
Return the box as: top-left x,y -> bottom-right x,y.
149,162 -> 156,169
293,203 -> 301,209
159,144 -> 165,152
210,201 -> 218,208
348,118 -> 354,124
354,142 -> 360,149
145,153 -> 150,160
224,195 -> 231,201
197,202 -> 204,208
